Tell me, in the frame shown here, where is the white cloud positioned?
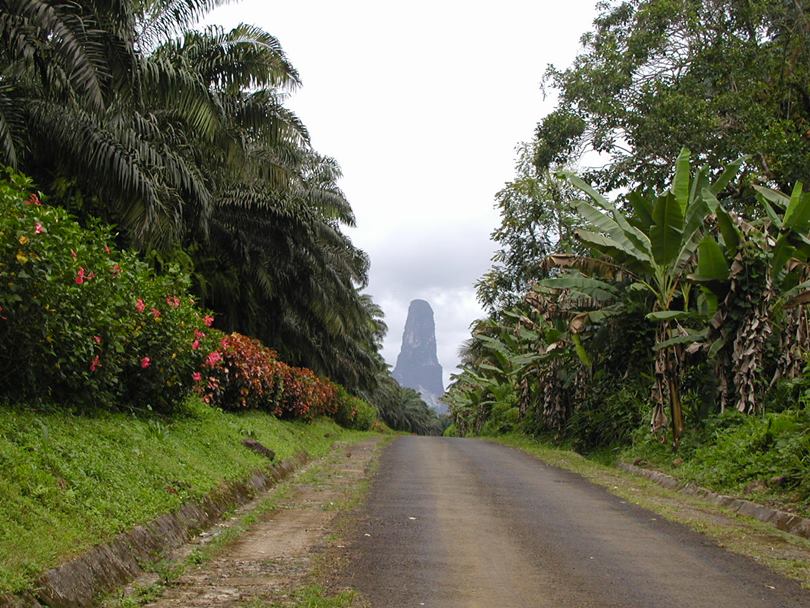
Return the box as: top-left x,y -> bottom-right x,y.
204,0 -> 598,384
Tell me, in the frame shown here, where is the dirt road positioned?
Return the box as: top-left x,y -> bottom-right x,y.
127,439 -> 380,608
345,436 -> 810,608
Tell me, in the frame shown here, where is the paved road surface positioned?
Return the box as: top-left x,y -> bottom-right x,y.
345,437 -> 809,608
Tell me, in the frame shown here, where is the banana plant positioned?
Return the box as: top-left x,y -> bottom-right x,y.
553,149 -> 741,447
690,181 -> 810,413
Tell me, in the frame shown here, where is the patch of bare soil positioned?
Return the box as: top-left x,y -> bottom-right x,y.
136,439 -> 379,608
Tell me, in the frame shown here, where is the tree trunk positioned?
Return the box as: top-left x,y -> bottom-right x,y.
652,323 -> 683,449
771,305 -> 809,387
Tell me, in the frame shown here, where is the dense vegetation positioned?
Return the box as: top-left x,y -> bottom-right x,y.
0,0 -> 372,389
449,0 -> 809,513
0,0 -> 441,433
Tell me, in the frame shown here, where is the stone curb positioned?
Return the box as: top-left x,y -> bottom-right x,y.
618,463 -> 810,540
1,452 -> 310,608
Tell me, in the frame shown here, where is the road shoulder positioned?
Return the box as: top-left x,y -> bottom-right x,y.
103,436 -> 387,608
488,434 -> 810,589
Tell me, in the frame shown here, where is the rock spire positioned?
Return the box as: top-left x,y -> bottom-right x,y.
393,299 -> 444,411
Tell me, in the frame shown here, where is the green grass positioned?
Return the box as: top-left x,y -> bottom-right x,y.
0,397 -> 367,595
241,585 -> 358,608
106,435 -> 389,608
621,409 -> 810,517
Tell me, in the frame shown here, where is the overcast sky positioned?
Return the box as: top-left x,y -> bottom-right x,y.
205,1 -> 599,387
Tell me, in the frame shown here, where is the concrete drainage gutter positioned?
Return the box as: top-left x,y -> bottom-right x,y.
1,452 -> 310,608
618,462 -> 810,540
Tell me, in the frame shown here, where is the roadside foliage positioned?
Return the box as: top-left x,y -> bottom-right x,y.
0,0 -> 437,433
448,0 -> 810,513
448,150 -> 810,509
0,170 -> 378,428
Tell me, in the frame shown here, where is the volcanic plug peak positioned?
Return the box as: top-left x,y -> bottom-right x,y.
393,299 -> 444,411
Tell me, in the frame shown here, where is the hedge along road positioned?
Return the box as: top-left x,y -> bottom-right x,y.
344,437 -> 810,608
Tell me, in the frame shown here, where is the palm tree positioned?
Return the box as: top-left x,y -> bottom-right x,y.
0,0 -> 387,392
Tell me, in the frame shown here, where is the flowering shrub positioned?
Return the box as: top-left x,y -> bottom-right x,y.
200,333 -> 282,411
0,169 -> 219,411
199,332 -> 351,421
274,364 -> 338,420
0,169 -> 371,421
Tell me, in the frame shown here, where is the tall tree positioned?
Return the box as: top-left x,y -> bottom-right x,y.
476,143 -> 581,313
0,0 -> 386,391
534,0 -> 810,192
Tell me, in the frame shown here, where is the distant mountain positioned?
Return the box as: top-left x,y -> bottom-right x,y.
393,299 -> 446,414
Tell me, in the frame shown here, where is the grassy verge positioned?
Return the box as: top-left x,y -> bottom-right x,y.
0,397 -> 368,595
619,408 -> 810,518
108,436 -> 390,608
104,459 -> 328,607
488,433 -> 810,588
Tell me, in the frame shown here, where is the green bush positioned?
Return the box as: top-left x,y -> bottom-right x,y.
0,169 -> 219,411
443,423 -> 458,437
481,402 -> 520,436
681,407 -> 810,508
333,387 -> 377,430
566,374 -> 648,452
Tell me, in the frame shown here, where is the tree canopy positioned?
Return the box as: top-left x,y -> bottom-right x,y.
0,0 -> 388,391
534,0 -> 810,191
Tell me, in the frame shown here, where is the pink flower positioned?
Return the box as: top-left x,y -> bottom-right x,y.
34,223 -> 44,234
194,329 -> 205,339
151,307 -> 161,319
24,194 -> 41,206
111,263 -> 122,276
166,295 -> 180,308
192,371 -> 202,382
93,335 -> 102,345
135,298 -> 145,313
89,355 -> 101,372
74,267 -> 86,285
191,339 -> 200,350
86,271 -> 96,281
205,351 -> 222,367
220,337 -> 228,349
203,315 -> 214,327
140,356 -> 151,369
104,245 -> 111,254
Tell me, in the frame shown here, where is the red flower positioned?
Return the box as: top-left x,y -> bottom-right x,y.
111,263 -> 122,276
24,193 -> 41,206
151,307 -> 161,319
220,336 -> 228,349
205,351 -> 222,367
135,298 -> 145,313
203,314 -> 214,327
194,329 -> 205,339
89,355 -> 101,372
104,245 -> 111,254
34,223 -> 44,234
93,335 -> 102,345
166,295 -> 180,308
192,371 -> 202,382
140,356 -> 151,369
74,267 -> 86,285
191,339 -> 200,350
